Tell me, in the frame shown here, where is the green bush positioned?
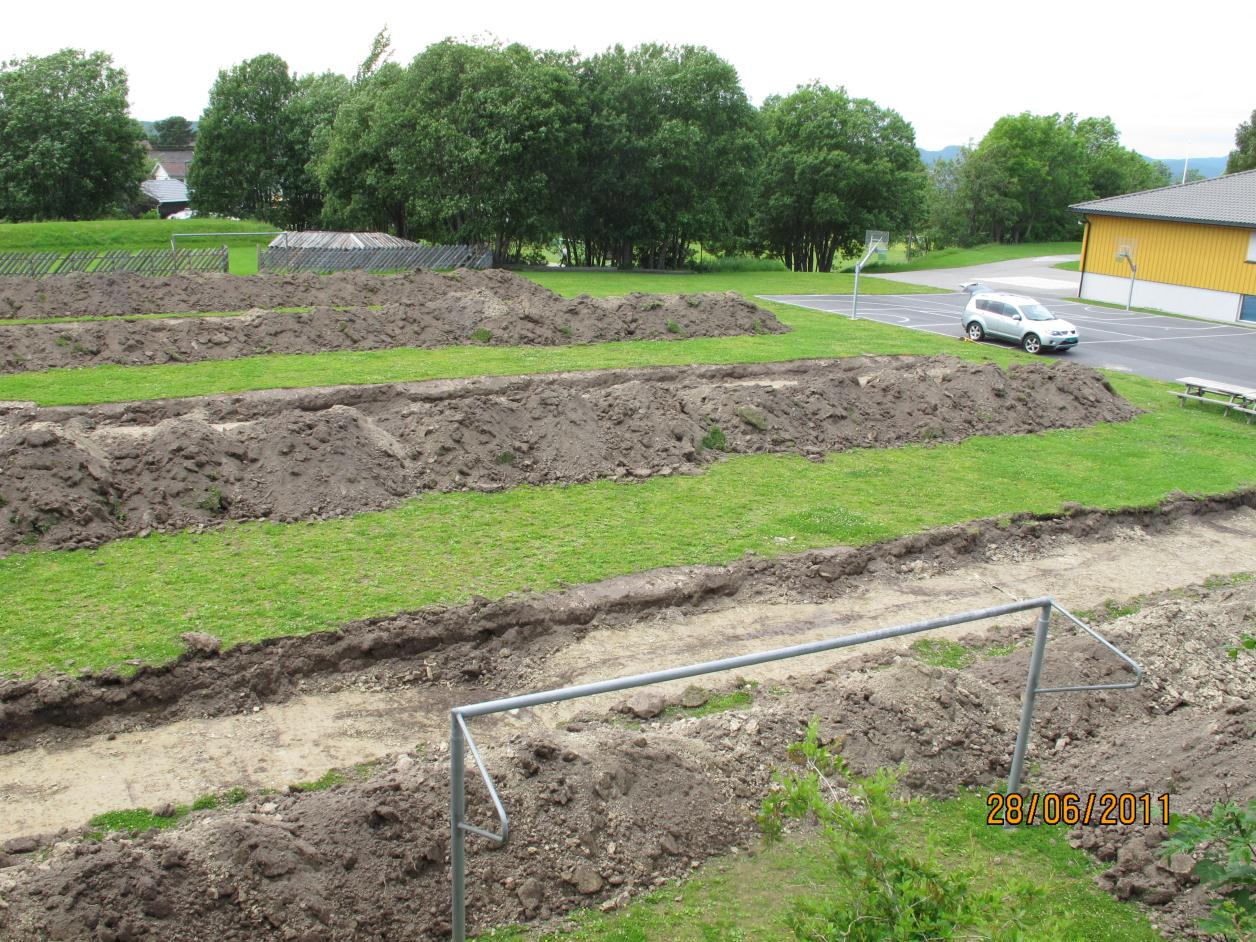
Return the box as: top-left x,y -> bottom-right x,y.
700,426 -> 727,451
470,327 -> 492,343
760,721 -> 994,941
1163,799 -> 1256,939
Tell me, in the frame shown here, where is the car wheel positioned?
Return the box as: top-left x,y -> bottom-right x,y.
966,321 -> 985,341
1021,333 -> 1042,354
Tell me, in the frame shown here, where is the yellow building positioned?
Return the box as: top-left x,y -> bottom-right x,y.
1071,169 -> 1256,323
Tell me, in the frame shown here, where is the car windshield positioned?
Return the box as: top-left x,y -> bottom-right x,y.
1020,304 -> 1055,321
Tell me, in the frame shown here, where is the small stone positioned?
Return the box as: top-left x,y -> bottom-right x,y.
680,686 -> 708,709
1167,853 -> 1196,876
621,691 -> 666,719
260,802 -> 278,815
3,837 -> 38,854
180,632 -> 222,655
153,803 -> 176,819
394,755 -> 415,773
516,877 -> 543,911
570,862 -> 603,895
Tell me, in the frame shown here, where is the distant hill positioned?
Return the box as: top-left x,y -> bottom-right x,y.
920,144 -> 1228,181
1144,155 -> 1227,180
918,145 -> 963,166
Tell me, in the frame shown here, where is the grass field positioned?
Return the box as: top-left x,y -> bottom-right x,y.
478,793 -> 1161,941
2,366 -> 1252,678
844,241 -> 1081,274
0,272 -> 944,406
0,218 -> 276,275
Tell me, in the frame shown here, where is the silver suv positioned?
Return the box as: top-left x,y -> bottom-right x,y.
961,292 -> 1078,354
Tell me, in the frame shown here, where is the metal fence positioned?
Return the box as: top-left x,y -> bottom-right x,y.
0,247 -> 228,277
447,596 -> 1142,941
257,243 -> 493,273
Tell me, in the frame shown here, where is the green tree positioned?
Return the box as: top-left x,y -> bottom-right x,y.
1225,109 -> 1256,173
190,54 -> 347,228
150,115 -> 195,149
188,54 -> 295,221
322,40 -> 582,262
317,63 -> 410,234
0,49 -> 147,221
753,83 -> 926,271
563,44 -> 759,269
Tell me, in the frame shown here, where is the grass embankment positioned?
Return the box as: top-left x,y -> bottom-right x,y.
478,793 -> 1160,941
842,241 -> 1080,274
0,271 -> 943,406
0,219 -> 275,275
1,369 -> 1252,678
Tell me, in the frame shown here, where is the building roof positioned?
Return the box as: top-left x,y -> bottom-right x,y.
267,231 -> 421,249
140,179 -> 190,204
149,150 -> 194,180
1070,169 -> 1256,229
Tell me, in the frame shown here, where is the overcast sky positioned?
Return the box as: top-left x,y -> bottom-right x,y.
4,0 -> 1248,159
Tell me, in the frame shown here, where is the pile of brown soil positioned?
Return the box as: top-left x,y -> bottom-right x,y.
0,268 -> 700,320
2,575 -> 1250,941
0,357 -> 1137,555
0,291 -> 784,374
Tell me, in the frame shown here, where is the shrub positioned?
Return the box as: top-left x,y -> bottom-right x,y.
700,426 -> 727,451
760,720 -> 989,941
666,319 -> 683,335
470,327 -> 492,343
1163,798 -> 1256,939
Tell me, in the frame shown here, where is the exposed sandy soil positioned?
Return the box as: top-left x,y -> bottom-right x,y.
0,356 -> 1136,555
0,523 -> 1251,940
0,288 -> 783,373
0,268 -> 636,321
2,500 -> 1253,843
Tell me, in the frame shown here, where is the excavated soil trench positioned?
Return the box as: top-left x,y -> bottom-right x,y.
0,356 -> 1135,555
0,498 -> 1253,940
3,501 -> 1253,844
0,268 -> 694,321
0,280 -> 784,373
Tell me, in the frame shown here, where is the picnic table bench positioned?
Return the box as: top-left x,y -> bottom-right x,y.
1173,377 -> 1256,423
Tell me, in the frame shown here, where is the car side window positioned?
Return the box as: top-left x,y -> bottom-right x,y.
976,299 -> 993,313
999,302 -> 1019,318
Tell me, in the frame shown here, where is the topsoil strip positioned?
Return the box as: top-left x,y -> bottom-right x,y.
0,276 -> 785,373
0,356 -> 1137,556
0,268 -> 598,320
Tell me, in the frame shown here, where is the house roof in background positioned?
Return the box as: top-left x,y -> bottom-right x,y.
1070,169 -> 1256,229
140,179 -> 190,204
150,150 -> 194,180
267,231 -> 421,249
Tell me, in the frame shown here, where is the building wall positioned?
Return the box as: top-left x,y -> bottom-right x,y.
1078,271 -> 1242,322
1081,215 -> 1256,296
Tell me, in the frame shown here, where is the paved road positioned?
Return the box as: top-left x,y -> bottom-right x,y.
871,254 -> 1082,297
761,291 -> 1256,388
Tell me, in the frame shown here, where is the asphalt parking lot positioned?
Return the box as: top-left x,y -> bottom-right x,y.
761,292 -> 1256,388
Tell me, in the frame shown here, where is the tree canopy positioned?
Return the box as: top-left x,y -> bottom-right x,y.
1225,109 -> 1256,174
753,83 -> 925,272
150,115 -> 195,149
926,112 -> 1169,246
0,49 -> 147,221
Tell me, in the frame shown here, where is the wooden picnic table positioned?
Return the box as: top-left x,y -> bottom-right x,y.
1173,376 -> 1256,422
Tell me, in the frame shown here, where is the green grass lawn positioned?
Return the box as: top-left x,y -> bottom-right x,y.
847,241 -> 1081,274
1053,260 -> 1081,272
0,218 -> 276,275
474,794 -> 1162,941
0,272 -> 948,407
1,369 -> 1252,678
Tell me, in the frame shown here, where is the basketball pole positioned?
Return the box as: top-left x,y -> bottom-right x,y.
850,235 -> 887,321
1118,250 -> 1137,311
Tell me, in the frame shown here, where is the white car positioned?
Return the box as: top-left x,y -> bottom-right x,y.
961,292 -> 1078,354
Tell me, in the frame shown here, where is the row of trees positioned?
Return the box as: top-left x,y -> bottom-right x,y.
4,43 -> 1252,269
924,114 -> 1173,247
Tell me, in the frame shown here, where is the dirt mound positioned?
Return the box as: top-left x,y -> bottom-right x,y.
0,290 -> 784,373
0,357 -> 1136,555
0,268 -> 560,319
5,579 -> 1252,940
